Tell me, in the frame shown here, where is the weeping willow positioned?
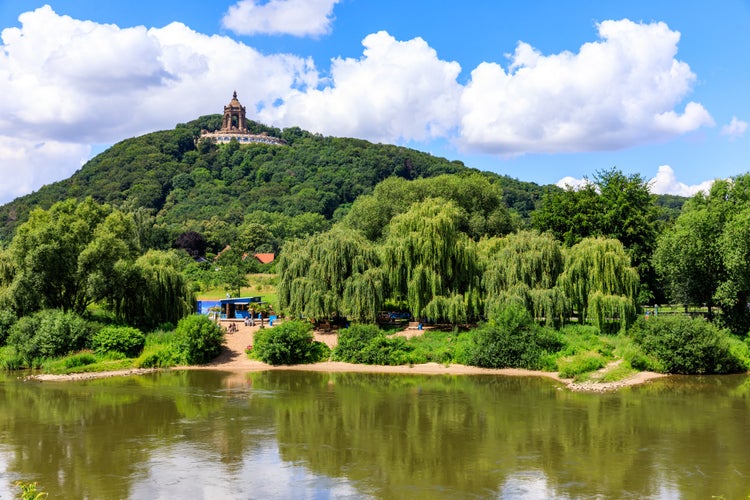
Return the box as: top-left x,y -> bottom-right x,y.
588,291 -> 637,334
480,231 -> 567,325
380,198 -> 481,323
342,268 -> 385,323
277,227 -> 382,321
557,237 -> 639,326
113,250 -> 195,329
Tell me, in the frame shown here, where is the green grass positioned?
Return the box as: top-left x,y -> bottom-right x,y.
197,273 -> 278,305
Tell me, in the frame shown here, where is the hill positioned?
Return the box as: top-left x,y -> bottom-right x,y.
0,116 -> 555,246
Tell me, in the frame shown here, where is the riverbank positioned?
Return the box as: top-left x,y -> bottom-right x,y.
28,321 -> 666,390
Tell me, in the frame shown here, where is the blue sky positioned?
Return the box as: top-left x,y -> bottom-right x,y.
0,0 -> 748,204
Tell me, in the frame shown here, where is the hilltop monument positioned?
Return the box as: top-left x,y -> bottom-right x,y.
200,91 -> 286,145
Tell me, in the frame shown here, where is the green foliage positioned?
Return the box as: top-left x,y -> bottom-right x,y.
557,352 -> 607,378
7,309 -> 93,364
252,320 -> 330,365
332,324 -> 383,363
480,231 -> 567,326
380,198 -> 481,323
92,326 -> 146,357
0,309 -> 16,346
14,480 -> 48,500
173,314 -> 225,364
468,304 -> 563,370
277,227 -> 381,322
557,237 -> 639,328
629,316 -> 749,374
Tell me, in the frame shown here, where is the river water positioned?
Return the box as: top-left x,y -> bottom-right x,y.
0,370 -> 748,499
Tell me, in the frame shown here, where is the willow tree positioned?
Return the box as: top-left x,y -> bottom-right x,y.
480,231 -> 567,326
277,227 -> 382,322
557,237 -> 639,332
111,250 -> 195,330
380,198 -> 481,323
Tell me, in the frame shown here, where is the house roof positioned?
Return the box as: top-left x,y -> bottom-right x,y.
254,253 -> 275,264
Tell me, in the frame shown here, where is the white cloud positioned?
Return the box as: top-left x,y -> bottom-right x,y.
0,135 -> 90,202
555,176 -> 591,190
649,165 -> 714,196
0,8 -> 717,205
721,116 -> 748,140
556,165 -> 715,197
459,19 -> 714,154
259,31 -> 463,143
0,6 -> 320,203
222,0 -> 339,37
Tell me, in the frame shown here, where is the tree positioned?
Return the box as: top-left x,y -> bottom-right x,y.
533,168 -> 659,303
480,231 -> 567,326
4,198 -> 112,315
556,237 -> 639,332
175,230 -> 207,259
277,227 -> 381,322
380,198 -> 481,323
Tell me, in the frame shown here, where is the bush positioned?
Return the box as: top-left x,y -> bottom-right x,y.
0,310 -> 16,346
468,304 -> 554,370
92,326 -> 146,357
253,320 -> 330,365
173,315 -> 225,364
332,324 -> 383,363
629,316 -> 749,374
7,310 -> 93,364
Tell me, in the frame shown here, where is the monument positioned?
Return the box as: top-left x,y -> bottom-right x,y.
200,91 -> 286,145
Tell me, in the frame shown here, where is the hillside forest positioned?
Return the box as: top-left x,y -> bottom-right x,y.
0,116 -> 748,376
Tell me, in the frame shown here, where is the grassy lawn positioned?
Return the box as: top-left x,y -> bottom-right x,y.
197,273 -> 278,306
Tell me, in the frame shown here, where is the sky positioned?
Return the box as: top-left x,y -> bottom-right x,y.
0,0 -> 748,204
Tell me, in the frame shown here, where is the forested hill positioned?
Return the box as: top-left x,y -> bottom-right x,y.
0,115 -> 554,243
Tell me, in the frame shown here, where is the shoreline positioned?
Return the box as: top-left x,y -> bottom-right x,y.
25,322 -> 667,391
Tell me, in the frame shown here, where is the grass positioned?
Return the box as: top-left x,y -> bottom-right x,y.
197,273 -> 278,306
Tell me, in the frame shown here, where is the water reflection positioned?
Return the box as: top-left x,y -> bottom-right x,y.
0,371 -> 748,499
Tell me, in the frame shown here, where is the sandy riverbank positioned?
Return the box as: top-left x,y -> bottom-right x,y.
30,321 -> 666,390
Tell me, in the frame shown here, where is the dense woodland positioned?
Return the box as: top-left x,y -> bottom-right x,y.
1,116 -> 749,376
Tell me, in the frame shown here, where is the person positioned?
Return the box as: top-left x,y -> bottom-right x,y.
249,309 -> 256,326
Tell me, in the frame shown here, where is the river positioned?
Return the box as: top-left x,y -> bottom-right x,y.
0,370 -> 748,499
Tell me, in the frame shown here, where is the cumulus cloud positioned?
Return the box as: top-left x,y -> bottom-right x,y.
649,165 -> 714,196
459,19 -> 714,154
556,165 -> 714,196
222,0 -> 339,37
0,136 -> 90,202
0,5 -> 319,202
721,116 -> 748,140
259,31 -> 463,143
555,176 -> 592,190
0,7 -> 716,204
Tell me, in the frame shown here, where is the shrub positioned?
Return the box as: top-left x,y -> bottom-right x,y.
173,315 -> 225,364
333,324 -> 383,363
629,316 -> 749,374
92,326 -> 146,357
360,335 -> 414,365
253,320 -> 330,365
7,310 -> 93,363
468,304 -> 555,370
0,310 -> 16,346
